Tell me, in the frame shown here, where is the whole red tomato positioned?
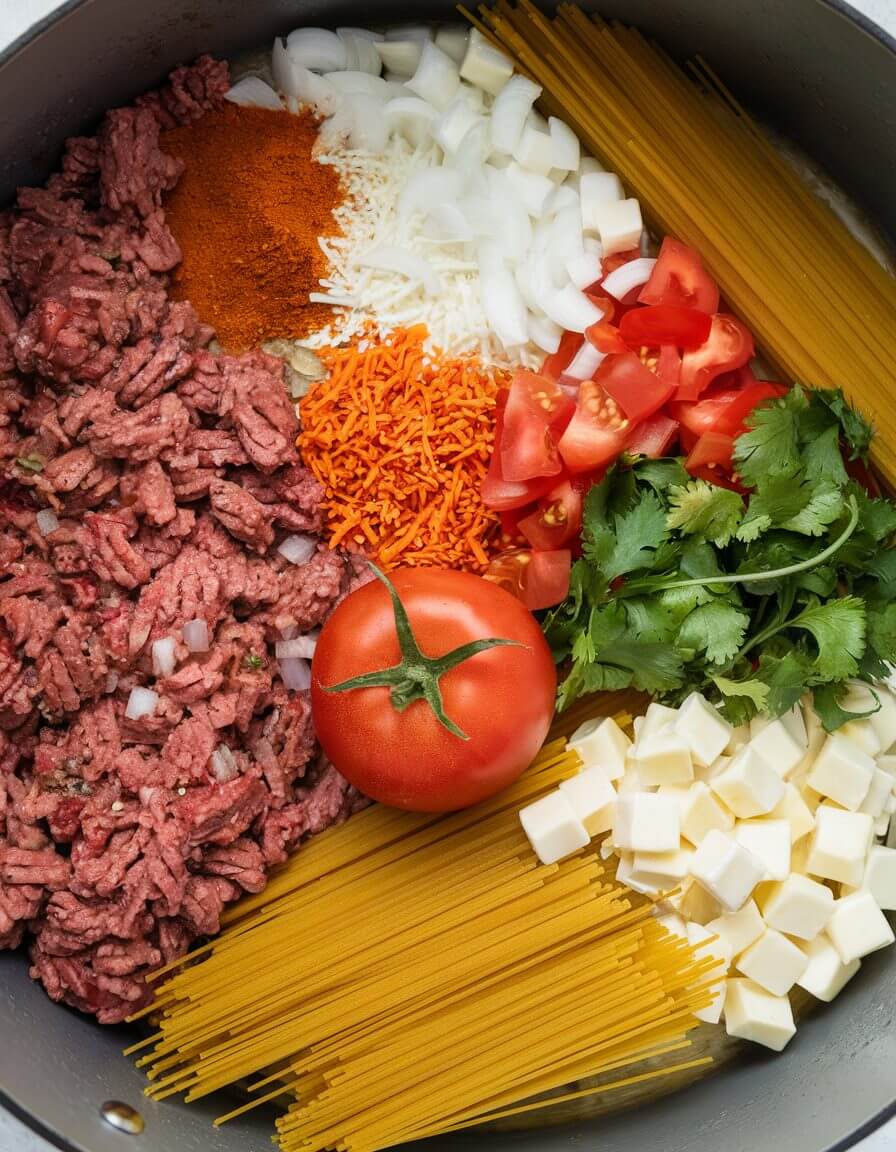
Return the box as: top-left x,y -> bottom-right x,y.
311,567 -> 556,812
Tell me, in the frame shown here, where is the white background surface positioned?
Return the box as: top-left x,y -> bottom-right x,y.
0,0 -> 894,1150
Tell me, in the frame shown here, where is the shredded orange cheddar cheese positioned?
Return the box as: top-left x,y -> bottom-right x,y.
299,327 -> 506,571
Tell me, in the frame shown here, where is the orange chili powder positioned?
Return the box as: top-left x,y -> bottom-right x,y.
161,104 -> 341,353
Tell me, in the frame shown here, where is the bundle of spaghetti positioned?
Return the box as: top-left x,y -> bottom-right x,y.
131,705 -> 722,1152
466,2 -> 896,487
298,326 -> 504,572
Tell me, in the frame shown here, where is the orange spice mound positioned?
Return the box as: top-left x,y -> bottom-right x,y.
298,327 -> 506,572
161,104 -> 341,353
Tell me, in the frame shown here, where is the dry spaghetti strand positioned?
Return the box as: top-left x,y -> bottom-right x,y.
299,327 -> 505,572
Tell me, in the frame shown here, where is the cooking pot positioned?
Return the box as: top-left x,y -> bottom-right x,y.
1,3 -> 895,1152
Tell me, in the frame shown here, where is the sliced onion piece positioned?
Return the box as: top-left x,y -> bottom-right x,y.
548,116 -> 580,172
567,249 -> 603,290
385,96 -> 438,149
406,41 -> 460,111
565,339 -> 606,381
454,122 -> 491,191
275,636 -> 318,660
491,74 -> 542,155
151,636 -> 177,679
543,184 -> 579,217
528,311 -> 563,354
433,96 -> 482,155
483,167 -> 532,255
504,161 -> 553,218
338,26 -> 383,42
479,243 -> 529,349
272,39 -> 341,115
277,533 -> 317,565
399,168 -> 463,226
36,509 -> 59,536
422,202 -> 473,243
183,618 -> 210,652
435,24 -> 469,64
125,687 -> 159,721
337,28 -> 382,75
541,283 -> 606,333
385,25 -> 433,44
601,257 -> 657,301
279,656 -> 312,692
514,125 -> 554,176
548,206 -> 585,273
286,28 -> 347,73
225,77 -> 284,110
344,94 -> 389,152
211,744 -> 239,783
375,40 -> 423,78
358,247 -> 442,296
323,71 -> 390,99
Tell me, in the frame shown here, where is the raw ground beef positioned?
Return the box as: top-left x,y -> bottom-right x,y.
0,56 -> 369,1022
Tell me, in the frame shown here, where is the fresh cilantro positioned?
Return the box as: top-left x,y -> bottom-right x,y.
583,488 -> 669,583
632,457 -> 690,494
677,602 -> 750,665
754,650 -> 814,715
16,454 -> 44,473
812,387 -> 873,460
666,479 -> 744,547
244,653 -> 265,670
803,424 -> 849,486
812,681 -> 880,733
713,674 -> 770,711
732,387 -> 806,487
788,597 -> 866,682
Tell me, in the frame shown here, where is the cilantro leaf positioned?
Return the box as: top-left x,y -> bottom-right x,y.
755,650 -> 815,715
733,387 -> 806,487
812,681 -> 880,733
622,597 -> 680,643
811,388 -> 873,460
803,424 -> 849,486
736,472 -> 806,541
867,602 -> 896,664
632,457 -> 690,494
677,602 -> 750,665
583,489 -> 669,582
666,479 -> 744,547
780,479 -> 844,537
713,674 -> 770,711
15,454 -> 45,473
852,486 -> 896,543
587,603 -> 685,694
789,596 -> 866,681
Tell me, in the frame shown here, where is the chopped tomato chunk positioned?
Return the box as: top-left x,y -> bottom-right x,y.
484,548 -> 571,611
518,479 -> 585,550
676,314 -> 754,401
620,304 -> 712,349
558,379 -> 631,473
500,369 -> 575,482
638,237 -> 720,314
596,351 -> 676,425
626,413 -> 679,458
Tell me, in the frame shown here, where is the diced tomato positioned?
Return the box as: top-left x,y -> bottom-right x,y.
584,284 -> 618,324
655,344 -> 682,389
482,404 -> 559,511
712,382 -> 788,436
518,479 -> 584,550
686,431 -> 735,473
484,548 -> 571,612
669,387 -> 743,437
639,238 -> 720,314
676,315 -> 755,401
619,304 -> 712,350
680,427 -> 698,455
689,466 -> 748,493
541,330 -> 582,380
595,351 -> 676,425
558,379 -> 633,473
626,413 -> 679,459
602,248 -> 642,275
498,506 -> 533,548
585,320 -> 628,356
500,369 -> 575,482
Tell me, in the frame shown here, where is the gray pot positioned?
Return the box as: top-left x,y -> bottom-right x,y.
0,4 -> 894,1152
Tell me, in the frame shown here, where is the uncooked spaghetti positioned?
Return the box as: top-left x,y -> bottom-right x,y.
131,705 -> 721,1152
466,1 -> 896,486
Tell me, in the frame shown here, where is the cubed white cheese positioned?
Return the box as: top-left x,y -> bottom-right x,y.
875,811 -> 891,838
705,899 -> 765,958
838,718 -> 882,758
615,851 -> 667,896
655,910 -> 689,938
724,978 -> 796,1051
733,820 -> 791,881
618,763 -> 654,794
862,845 -> 896,910
711,746 -> 785,818
580,172 -> 625,233
877,752 -> 896,784
805,806 -> 874,886
736,928 -> 809,996
458,28 -> 513,95
519,791 -> 589,865
796,934 -> 861,1002
826,891 -> 895,963
678,878 -> 723,925
769,783 -> 816,844
680,781 -> 735,845
724,725 -> 751,755
641,701 -> 679,740
559,766 -> 616,836
750,711 -> 807,778
612,793 -> 680,852
632,731 -> 694,786
687,922 -> 731,1024
657,783 -> 692,811
843,679 -> 896,751
585,197 -> 643,255
690,830 -> 765,913
858,768 -> 893,819
633,845 -> 693,880
694,754 -> 730,785
674,693 -> 733,767
757,872 -> 834,940
806,733 -> 875,811
567,716 -> 631,782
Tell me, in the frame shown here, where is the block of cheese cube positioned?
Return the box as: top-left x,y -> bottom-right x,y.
796,934 -> 861,1002
725,725 -> 750,755
681,781 -> 735,845
705,899 -> 765,958
687,922 -> 731,1024
843,679 -> 896,751
750,710 -> 807,778
657,783 -> 692,810
616,852 -> 669,896
858,768 -> 893,819
757,873 -> 834,940
567,716 -> 631,781
612,792 -> 680,853
862,845 -> 896,910
875,811 -> 891,837
826,891 -> 895,963
519,791 -> 589,865
678,878 -> 724,925
618,762 -> 653,794
694,754 -> 730,785
838,717 -> 882,757
641,701 -> 678,740
733,820 -> 791,881
559,766 -> 616,836
736,928 -> 809,995
711,746 -> 784,818
632,731 -> 694,786
806,733 -> 875,811
805,806 -> 873,886
724,978 -> 796,1051
674,693 -> 732,767
633,845 -> 693,880
769,783 -> 816,843
690,829 -> 765,913
586,197 -> 643,255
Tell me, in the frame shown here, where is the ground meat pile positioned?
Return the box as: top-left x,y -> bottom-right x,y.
0,57 -> 368,1022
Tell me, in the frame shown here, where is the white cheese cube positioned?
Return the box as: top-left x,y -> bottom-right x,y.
680,781 -> 735,845
690,830 -> 765,913
826,891 -> 895,963
687,922 -> 731,1024
724,978 -> 796,1051
559,767 -> 616,836
805,806 -> 874,886
567,716 -> 631,782
769,783 -> 816,843
519,791 -> 589,865
859,768 -> 893,819
634,845 -> 693,880
580,171 -> 625,233
599,835 -> 616,860
796,934 -> 861,1002
674,693 -> 733,767
694,754 -> 730,784
657,783 -> 692,811
877,753 -> 896,784
679,878 -> 723,925
612,792 -> 680,852
843,679 -> 896,751
733,820 -> 791,881
724,725 -> 750,755
790,836 -> 812,875
641,701 -> 679,740
615,852 -> 667,896
838,718 -> 882,757
585,197 -> 643,255
633,732 -> 694,786
458,28 -> 513,95
806,734 -> 875,811
863,846 -> 896,910
711,746 -> 785,818
656,910 -> 689,938
875,811 -> 891,838
705,899 -> 765,958
750,711 -> 807,778
736,928 -> 809,996
632,716 -> 644,741
618,762 -> 654,794
757,873 -> 834,940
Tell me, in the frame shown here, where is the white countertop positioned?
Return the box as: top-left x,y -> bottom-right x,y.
0,1 -> 894,1151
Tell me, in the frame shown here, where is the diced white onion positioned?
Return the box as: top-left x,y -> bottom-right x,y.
406,41 -> 460,111
358,247 -> 442,296
601,257 -> 657,301
422,202 -> 473,243
323,71 -> 390,99
479,244 -> 529,349
541,283 -> 605,333
527,311 -> 563,354
375,40 -> 424,78
211,743 -> 239,783
549,116 -> 580,172
277,533 -> 317,566
385,96 -> 438,149
548,206 -> 585,279
151,636 -> 177,679
279,656 -> 312,692
399,168 -> 463,226
286,28 -> 347,73
337,29 -> 383,75
276,636 -> 318,660
514,125 -> 554,175
491,74 -> 542,155
36,509 -> 59,536
567,249 -> 603,290
183,618 -> 210,652
225,77 -> 284,110
272,39 -> 341,115
385,24 -> 433,44
459,28 -> 513,96
565,339 -> 606,381
504,162 -> 553,218
125,687 -> 159,721
580,171 -> 626,229
454,122 -> 491,189
435,24 -> 470,64
343,94 -> 389,152
433,97 -> 482,155
542,184 -> 579,217
337,26 -> 383,42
